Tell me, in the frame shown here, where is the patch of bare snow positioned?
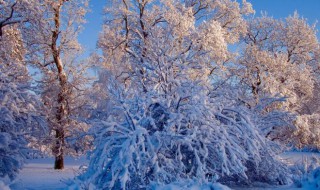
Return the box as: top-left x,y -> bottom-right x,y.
10,157 -> 86,190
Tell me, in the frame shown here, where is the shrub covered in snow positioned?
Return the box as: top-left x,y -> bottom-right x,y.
72,0 -> 291,188
73,77 -> 289,189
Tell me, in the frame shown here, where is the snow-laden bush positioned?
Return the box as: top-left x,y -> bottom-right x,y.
210,87 -> 291,185
73,0 -> 289,188
73,77 -> 289,189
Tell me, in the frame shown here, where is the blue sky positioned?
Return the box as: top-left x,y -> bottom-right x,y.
251,0 -> 320,25
78,0 -> 320,58
78,1 -> 105,58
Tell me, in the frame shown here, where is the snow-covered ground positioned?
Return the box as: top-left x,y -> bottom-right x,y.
7,152 -> 320,190
280,151 -> 320,165
10,157 -> 87,190
234,151 -> 320,190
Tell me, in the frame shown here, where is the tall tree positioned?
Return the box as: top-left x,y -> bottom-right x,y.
23,0 -> 90,169
238,13 -> 320,147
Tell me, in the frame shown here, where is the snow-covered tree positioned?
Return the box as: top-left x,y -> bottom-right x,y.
240,13 -> 318,110
98,0 -> 254,91
1,0 -> 93,169
0,26 -> 46,181
20,0 -> 92,169
73,0 -> 291,188
238,13 -> 320,147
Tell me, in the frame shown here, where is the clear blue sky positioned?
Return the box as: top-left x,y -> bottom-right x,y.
77,0 -> 105,58
78,0 -> 320,58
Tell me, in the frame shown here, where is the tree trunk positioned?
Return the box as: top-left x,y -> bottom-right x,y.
54,155 -> 64,169
54,140 -> 64,169
252,67 -> 262,105
54,125 -> 65,169
51,0 -> 67,170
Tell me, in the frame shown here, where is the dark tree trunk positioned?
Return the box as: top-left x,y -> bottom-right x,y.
252,66 -> 262,104
51,0 -> 67,170
54,127 -> 65,169
54,152 -> 64,169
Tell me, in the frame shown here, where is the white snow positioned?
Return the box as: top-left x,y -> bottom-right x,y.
152,180 -> 231,190
279,151 -> 320,165
0,180 -> 11,190
6,152 -> 320,190
10,157 -> 87,190
234,151 -> 320,190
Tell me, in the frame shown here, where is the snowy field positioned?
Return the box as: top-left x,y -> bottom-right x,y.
10,157 -> 87,190
7,152 -> 320,190
234,152 -> 320,190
